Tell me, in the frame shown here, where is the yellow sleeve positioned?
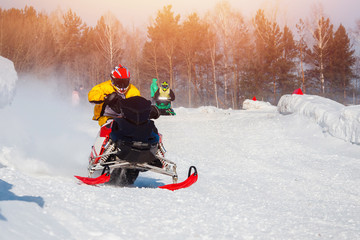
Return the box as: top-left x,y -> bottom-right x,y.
88,80 -> 116,103
125,84 -> 141,98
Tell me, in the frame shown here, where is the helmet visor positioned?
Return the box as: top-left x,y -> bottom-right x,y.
112,78 -> 130,89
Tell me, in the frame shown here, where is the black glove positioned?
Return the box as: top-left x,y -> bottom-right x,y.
104,92 -> 119,105
104,92 -> 124,113
149,105 -> 160,119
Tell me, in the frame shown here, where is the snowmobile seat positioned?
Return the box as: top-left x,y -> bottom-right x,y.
109,96 -> 160,164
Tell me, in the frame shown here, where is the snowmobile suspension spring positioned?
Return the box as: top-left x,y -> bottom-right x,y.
159,142 -> 167,154
100,142 -> 115,163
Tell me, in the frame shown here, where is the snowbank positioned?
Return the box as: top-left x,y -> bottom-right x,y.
242,99 -> 276,110
278,94 -> 360,144
0,56 -> 17,108
175,106 -> 234,115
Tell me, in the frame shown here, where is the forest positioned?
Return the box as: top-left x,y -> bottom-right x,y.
0,2 -> 359,108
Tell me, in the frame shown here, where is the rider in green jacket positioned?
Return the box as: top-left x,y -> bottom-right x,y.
150,78 -> 159,103
154,81 -> 176,115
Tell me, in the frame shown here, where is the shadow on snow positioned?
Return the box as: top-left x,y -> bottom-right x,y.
0,179 -> 45,221
133,176 -> 165,188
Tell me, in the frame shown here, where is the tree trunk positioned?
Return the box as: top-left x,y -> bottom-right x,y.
210,42 -> 219,108
300,46 -> 305,93
320,61 -> 325,95
224,62 -> 228,107
187,60 -> 192,107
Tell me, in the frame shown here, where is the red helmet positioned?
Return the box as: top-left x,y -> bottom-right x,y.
110,64 -> 131,94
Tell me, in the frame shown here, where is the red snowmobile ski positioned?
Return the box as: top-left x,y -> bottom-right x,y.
158,166 -> 197,191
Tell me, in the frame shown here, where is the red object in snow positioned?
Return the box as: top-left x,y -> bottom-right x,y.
159,166 -> 198,191
252,96 -> 257,101
75,174 -> 110,185
292,88 -> 303,95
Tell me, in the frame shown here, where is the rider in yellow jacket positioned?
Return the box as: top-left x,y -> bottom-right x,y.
88,64 -> 140,126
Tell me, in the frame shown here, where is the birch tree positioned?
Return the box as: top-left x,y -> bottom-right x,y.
95,12 -> 124,74
307,4 -> 333,95
207,1 -> 246,107
296,19 -> 307,92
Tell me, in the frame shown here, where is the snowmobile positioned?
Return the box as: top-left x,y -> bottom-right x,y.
155,97 -> 176,116
75,96 -> 197,190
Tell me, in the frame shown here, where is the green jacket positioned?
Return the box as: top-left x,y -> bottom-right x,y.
150,78 -> 158,98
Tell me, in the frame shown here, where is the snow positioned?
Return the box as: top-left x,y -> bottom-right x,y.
1,58 -> 360,239
0,56 -> 17,108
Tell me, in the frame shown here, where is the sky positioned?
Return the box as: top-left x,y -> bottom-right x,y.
1,0 -> 360,30
1,56 -> 360,239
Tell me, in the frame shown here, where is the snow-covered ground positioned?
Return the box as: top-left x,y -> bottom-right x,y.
1,58 -> 360,239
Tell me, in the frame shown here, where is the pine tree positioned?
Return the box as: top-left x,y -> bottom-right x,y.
253,9 -> 282,103
278,25 -> 298,95
231,17 -> 250,109
58,9 -> 86,84
179,13 -> 208,107
147,5 -> 180,88
331,24 -> 355,100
